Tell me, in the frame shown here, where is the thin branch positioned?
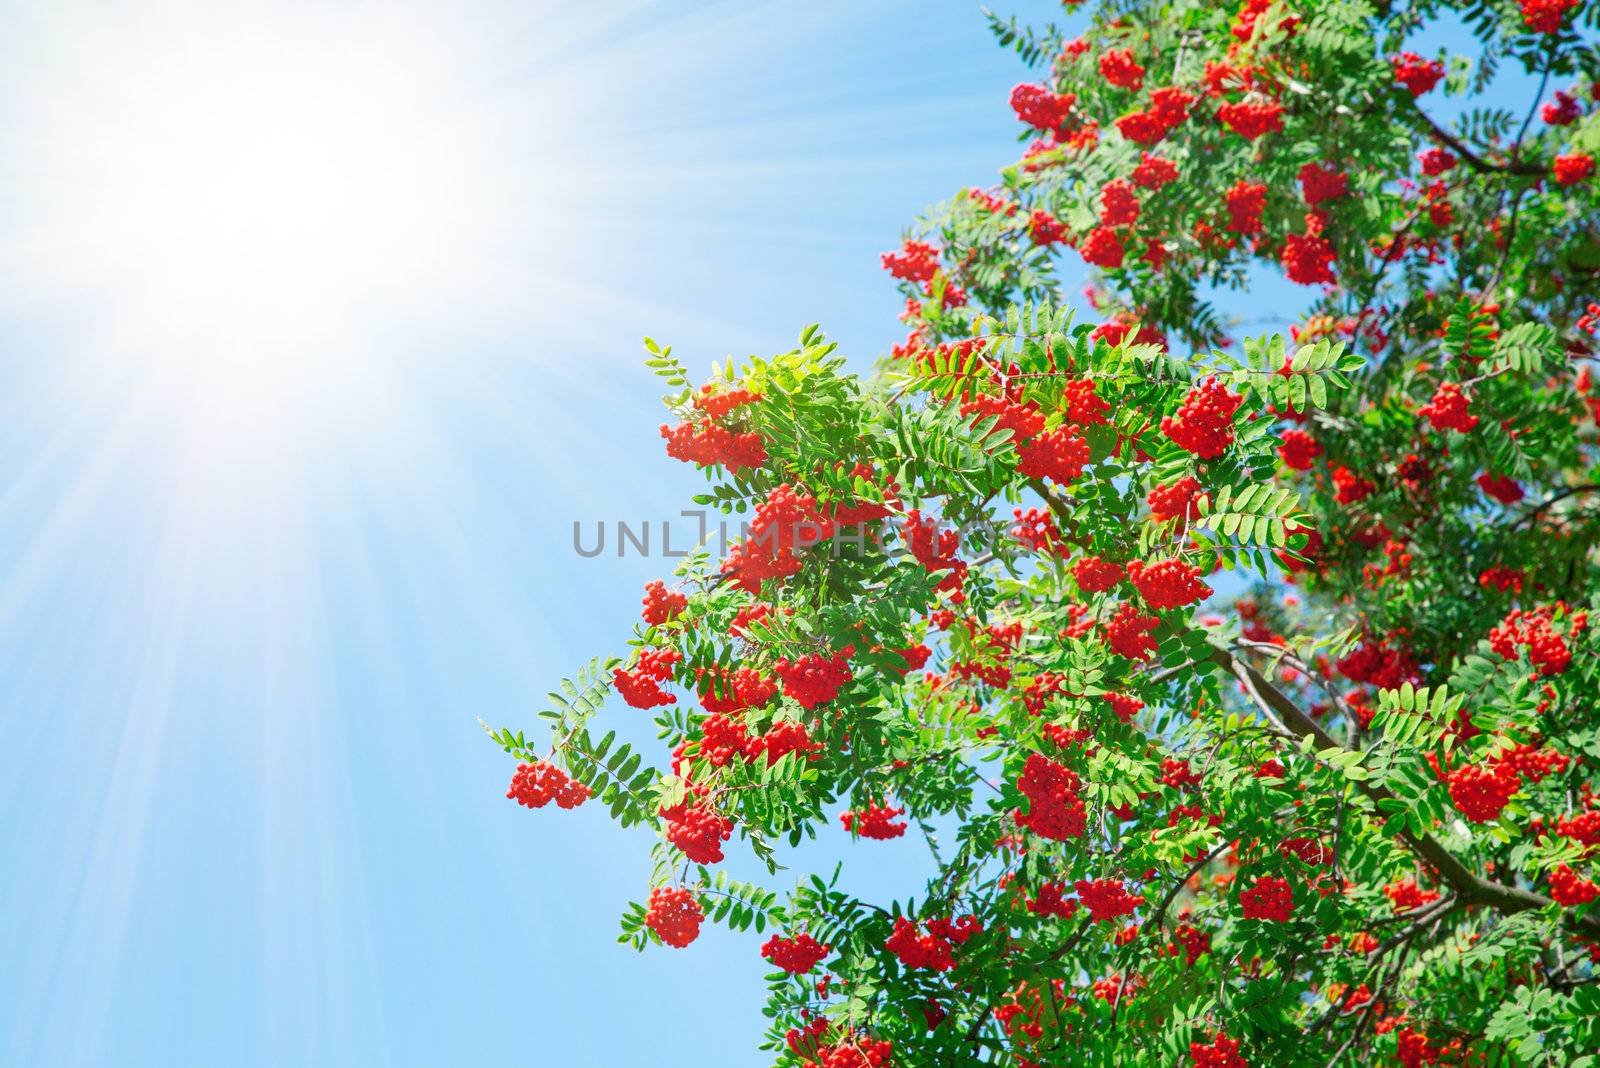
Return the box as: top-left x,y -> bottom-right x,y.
1210,641 -> 1600,939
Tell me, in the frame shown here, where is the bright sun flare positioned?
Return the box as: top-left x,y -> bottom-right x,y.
11,7 -> 537,429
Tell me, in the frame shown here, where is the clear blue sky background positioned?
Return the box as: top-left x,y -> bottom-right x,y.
0,2 -> 1544,1064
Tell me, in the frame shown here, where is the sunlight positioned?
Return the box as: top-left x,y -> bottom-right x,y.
10,5 -> 547,459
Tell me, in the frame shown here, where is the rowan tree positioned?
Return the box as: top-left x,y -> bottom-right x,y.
488,0 -> 1600,1063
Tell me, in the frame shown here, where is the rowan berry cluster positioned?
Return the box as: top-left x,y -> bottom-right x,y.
1383,878 -> 1441,913
1217,100 -> 1283,140
1521,0 -> 1581,34
1075,878 -> 1146,922
1224,180 -> 1266,234
1239,875 -> 1294,921
1098,48 -> 1144,90
1555,152 -> 1595,186
612,647 -> 681,709
760,932 -> 830,973
1281,231 -> 1336,284
1073,555 -> 1124,592
1016,425 -> 1091,483
1127,557 -> 1213,609
1418,382 -> 1478,432
1190,1033 -> 1249,1068
1105,602 -> 1160,661
1447,762 -> 1519,824
1162,379 -> 1242,458
1014,753 -> 1088,840
1148,475 -> 1206,521
1011,507 -> 1064,555
1390,53 -> 1444,96
1549,864 -> 1599,906
645,886 -> 704,948
1277,428 -> 1321,470
698,665 -> 778,715
1298,163 -> 1348,205
641,580 -> 687,626
1489,606 -> 1576,676
722,484 -> 833,593
774,646 -> 854,708
506,761 -> 591,810
840,802 -> 908,840
884,914 -> 983,971
1009,83 -> 1076,132
661,801 -> 734,864
1099,178 -> 1141,227
880,239 -> 939,282
660,419 -> 768,471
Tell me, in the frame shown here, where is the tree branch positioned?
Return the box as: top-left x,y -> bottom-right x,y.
1411,103 -> 1546,177
1211,642 -> 1600,938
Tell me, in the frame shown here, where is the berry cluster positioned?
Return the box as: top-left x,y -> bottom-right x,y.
1114,87 -> 1196,145
1282,230 -> 1336,285
1489,606 -> 1577,676
1131,152 -> 1179,188
884,914 -> 983,971
1017,425 -> 1092,483
774,646 -> 854,708
1447,762 -> 1518,824
1100,178 -> 1141,227
1418,382 -> 1478,432
1062,377 -> 1110,425
1028,209 -> 1067,247
1079,226 -> 1126,269
903,510 -> 967,590
613,648 -> 681,709
1104,691 -> 1144,723
840,802 -> 908,839
698,665 -> 778,715
1277,428 -> 1322,470
645,886 -> 704,948
1074,554 -> 1125,592
722,484 -> 834,593
760,932 -> 830,973
1239,875 -> 1294,921
1162,379 -> 1242,458
662,801 -> 734,864
1190,1033 -> 1249,1068
507,761 -> 592,810
1298,163 -> 1348,205
660,420 -> 768,471
1383,878 -> 1442,913
1331,464 -> 1375,505
1554,152 -> 1595,186
1521,0 -> 1580,34
1012,507 -> 1064,555
1009,83 -> 1076,132
1390,53 -> 1444,96
1549,864 -> 1599,906
1105,602 -> 1160,660
1149,475 -> 1206,521
1075,878 -> 1146,922
1127,557 -> 1213,609
641,580 -> 687,626
880,239 -> 939,282
1014,753 -> 1088,839
1217,100 -> 1284,140
1224,180 -> 1266,234
1098,48 -> 1145,90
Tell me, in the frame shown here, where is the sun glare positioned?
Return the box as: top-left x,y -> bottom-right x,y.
10,7 -> 542,453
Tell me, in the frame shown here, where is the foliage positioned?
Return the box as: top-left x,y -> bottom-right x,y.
491,1 -> 1600,1064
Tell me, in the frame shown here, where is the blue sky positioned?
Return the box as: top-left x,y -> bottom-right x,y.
0,2 -> 1065,1064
